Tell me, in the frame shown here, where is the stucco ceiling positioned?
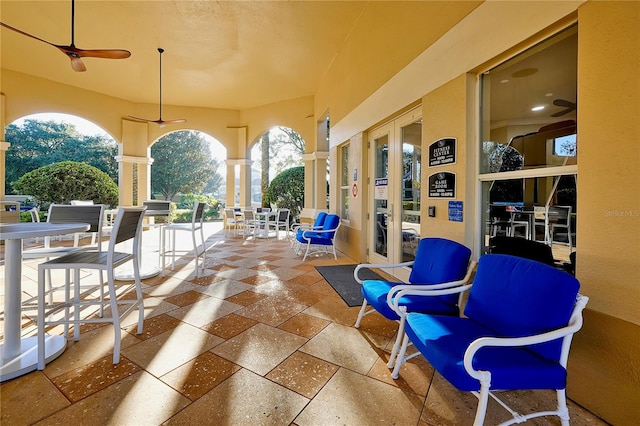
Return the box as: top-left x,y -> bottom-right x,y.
0,1 -> 481,112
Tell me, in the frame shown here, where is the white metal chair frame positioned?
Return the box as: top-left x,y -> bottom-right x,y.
36,206 -> 147,369
391,277 -> 588,426
242,209 -> 258,239
224,208 -> 243,237
355,259 -> 476,377
162,202 -> 207,277
22,204 -> 106,309
295,215 -> 341,261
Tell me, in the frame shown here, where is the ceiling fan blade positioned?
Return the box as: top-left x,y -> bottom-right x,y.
70,56 -> 87,72
126,48 -> 186,127
0,21 -> 57,47
553,99 -> 577,109
1,0 -> 131,72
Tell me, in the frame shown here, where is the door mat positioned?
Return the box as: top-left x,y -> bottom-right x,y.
315,264 -> 385,307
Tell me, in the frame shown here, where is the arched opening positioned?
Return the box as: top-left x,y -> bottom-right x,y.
4,112 -> 118,210
249,126 -> 305,208
150,129 -> 226,218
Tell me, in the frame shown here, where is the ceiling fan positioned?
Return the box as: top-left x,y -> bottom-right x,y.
128,48 -> 186,128
551,99 -> 577,117
0,0 -> 130,72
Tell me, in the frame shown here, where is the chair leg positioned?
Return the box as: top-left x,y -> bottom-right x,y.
132,253 -> 144,335
106,268 -> 122,364
37,267 -> 46,370
556,389 -> 571,426
472,375 -> 492,426
354,300 -> 368,328
73,268 -> 81,341
199,226 -> 206,273
387,317 -> 406,368
391,332 -> 411,379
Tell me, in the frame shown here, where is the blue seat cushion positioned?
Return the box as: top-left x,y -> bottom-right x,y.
296,231 -> 333,246
405,313 -> 568,392
362,280 -> 460,320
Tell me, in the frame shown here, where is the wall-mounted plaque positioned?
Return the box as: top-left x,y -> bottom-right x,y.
428,172 -> 456,198
428,137 -> 456,167
448,201 -> 463,222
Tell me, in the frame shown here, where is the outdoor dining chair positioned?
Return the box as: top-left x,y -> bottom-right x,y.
224,208 -> 243,237
162,201 -> 207,277
36,207 -> 147,369
22,204 -> 106,309
270,208 -> 290,239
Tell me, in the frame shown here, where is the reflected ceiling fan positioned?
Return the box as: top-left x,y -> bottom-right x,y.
128,48 -> 186,128
551,99 -> 577,117
0,0 -> 130,72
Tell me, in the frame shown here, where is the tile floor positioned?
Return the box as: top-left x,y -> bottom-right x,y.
0,222 -> 607,425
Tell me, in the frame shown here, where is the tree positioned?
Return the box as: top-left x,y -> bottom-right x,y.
151,131 -> 218,201
14,161 -> 119,207
4,119 -> 118,193
264,166 -> 304,219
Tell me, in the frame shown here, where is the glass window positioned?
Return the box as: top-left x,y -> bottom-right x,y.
340,143 -> 350,220
479,26 -> 578,264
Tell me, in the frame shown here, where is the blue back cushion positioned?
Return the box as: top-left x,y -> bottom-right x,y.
321,214 -> 340,238
314,212 -> 328,228
464,254 -> 580,360
407,238 -> 471,307
409,238 -> 471,285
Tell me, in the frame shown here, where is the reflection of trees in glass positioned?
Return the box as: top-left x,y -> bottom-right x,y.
483,142 -> 525,204
5,119 -> 118,193
482,141 -> 524,173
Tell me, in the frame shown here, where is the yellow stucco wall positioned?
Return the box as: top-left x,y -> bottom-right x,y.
421,75 -> 470,247
567,3 -> 640,424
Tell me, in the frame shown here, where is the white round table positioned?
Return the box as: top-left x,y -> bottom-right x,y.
0,222 -> 90,382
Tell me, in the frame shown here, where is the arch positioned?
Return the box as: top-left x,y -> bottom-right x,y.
4,112 -> 120,196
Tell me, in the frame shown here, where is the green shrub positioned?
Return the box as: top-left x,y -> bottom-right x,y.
176,194 -> 221,221
14,161 -> 119,208
264,166 -> 304,220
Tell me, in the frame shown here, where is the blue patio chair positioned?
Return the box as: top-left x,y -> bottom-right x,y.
354,238 -> 474,374
290,211 -> 328,250
400,254 -> 588,425
295,213 -> 340,261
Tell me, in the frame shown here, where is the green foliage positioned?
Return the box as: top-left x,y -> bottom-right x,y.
151,131 -> 220,201
172,194 -> 221,222
264,166 -> 304,219
14,161 -> 119,207
5,119 -> 118,193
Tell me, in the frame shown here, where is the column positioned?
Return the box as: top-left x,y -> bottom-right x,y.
115,155 -> 153,206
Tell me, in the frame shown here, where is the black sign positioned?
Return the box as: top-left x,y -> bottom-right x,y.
428,172 -> 456,198
429,137 -> 456,167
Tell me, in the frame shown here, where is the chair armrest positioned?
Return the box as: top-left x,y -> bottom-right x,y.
463,294 -> 589,382
300,228 -> 339,241
388,260 -> 477,314
389,282 -> 473,316
354,261 -> 415,284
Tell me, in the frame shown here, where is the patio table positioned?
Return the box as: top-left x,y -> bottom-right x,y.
0,221 -> 90,381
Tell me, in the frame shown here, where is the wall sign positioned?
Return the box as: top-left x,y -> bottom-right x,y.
428,172 -> 456,198
448,201 -> 463,222
428,137 -> 456,167
374,178 -> 388,200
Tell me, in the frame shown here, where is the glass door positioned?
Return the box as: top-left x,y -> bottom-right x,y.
368,108 -> 422,280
